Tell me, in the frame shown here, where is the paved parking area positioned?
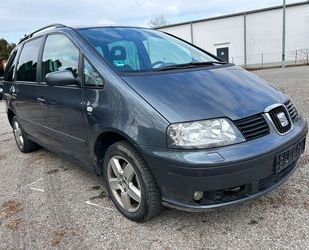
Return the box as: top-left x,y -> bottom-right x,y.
0,66 -> 309,249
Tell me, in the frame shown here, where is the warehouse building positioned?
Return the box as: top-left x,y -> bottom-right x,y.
158,1 -> 309,69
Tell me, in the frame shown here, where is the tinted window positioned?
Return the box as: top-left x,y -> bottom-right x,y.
17,38 -> 42,82
42,35 -> 79,79
84,58 -> 104,87
78,27 -> 217,73
0,61 -> 4,77
4,49 -> 18,82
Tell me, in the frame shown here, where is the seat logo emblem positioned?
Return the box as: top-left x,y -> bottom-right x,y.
277,112 -> 289,127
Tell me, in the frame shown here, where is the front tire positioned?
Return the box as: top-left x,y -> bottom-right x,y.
12,117 -> 40,153
103,141 -> 162,222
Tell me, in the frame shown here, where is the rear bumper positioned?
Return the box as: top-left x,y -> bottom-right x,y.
139,116 -> 308,211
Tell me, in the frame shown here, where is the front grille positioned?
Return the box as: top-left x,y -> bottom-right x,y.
285,101 -> 298,121
235,114 -> 270,141
268,106 -> 292,134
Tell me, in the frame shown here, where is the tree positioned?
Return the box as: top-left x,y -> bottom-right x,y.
148,14 -> 168,28
0,38 -> 16,60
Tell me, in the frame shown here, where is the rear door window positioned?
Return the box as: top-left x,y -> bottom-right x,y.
17,38 -> 42,82
4,48 -> 18,82
42,34 -> 79,79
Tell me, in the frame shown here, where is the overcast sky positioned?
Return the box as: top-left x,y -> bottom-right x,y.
0,0 -> 303,43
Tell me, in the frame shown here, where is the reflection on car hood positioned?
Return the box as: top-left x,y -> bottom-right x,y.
123,66 -> 288,123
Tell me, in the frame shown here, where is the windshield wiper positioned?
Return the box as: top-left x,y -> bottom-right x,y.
154,61 -> 228,71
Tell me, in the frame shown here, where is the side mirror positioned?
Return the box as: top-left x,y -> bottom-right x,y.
45,70 -> 80,87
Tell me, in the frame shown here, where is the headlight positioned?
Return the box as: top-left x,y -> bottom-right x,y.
167,118 -> 245,149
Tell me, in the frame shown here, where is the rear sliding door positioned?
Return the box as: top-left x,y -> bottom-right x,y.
13,37 -> 50,141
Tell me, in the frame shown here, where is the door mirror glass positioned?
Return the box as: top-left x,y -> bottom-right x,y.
45,70 -> 79,86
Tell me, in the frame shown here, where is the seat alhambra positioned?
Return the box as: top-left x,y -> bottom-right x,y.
2,24 -> 307,222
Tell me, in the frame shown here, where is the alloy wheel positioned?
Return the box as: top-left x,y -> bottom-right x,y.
13,120 -> 24,149
107,156 -> 142,213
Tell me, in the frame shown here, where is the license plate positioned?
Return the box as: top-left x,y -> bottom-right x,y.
275,138 -> 306,173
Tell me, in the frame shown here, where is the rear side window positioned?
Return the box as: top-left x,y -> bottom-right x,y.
42,34 -> 79,79
4,49 -> 18,82
17,38 -> 42,82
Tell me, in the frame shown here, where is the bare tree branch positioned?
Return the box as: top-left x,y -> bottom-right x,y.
148,14 -> 168,28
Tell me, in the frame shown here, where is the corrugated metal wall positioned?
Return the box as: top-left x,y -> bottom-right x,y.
159,2 -> 309,69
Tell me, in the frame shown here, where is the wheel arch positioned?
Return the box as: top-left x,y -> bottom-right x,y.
93,129 -> 138,173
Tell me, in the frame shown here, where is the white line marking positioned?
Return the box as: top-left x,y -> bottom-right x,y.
0,193 -> 16,201
0,178 -> 44,201
85,201 -> 114,211
30,187 -> 45,192
20,178 -> 43,190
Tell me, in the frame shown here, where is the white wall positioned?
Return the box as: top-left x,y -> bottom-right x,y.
161,24 -> 192,42
160,3 -> 309,67
286,5 -> 309,50
246,5 -> 309,65
246,8 -> 283,65
286,4 -> 309,64
192,15 -> 244,65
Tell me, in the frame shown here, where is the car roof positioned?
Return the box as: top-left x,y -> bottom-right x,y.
18,24 -> 152,45
74,25 -> 149,30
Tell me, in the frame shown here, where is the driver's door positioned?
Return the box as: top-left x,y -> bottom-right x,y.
40,34 -> 87,163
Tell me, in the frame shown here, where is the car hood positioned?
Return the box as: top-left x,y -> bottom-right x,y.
123,66 -> 288,123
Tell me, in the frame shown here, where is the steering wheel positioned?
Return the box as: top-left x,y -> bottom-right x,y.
151,61 -> 165,69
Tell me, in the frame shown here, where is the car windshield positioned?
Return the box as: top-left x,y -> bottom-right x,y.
78,27 -> 220,73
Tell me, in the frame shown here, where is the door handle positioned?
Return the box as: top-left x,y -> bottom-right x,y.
37,97 -> 46,103
86,105 -> 93,113
10,86 -> 19,97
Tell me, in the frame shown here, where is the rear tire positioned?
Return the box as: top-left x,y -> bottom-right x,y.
12,117 -> 40,153
103,141 -> 162,222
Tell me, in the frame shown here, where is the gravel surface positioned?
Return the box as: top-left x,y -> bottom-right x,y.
0,66 -> 309,249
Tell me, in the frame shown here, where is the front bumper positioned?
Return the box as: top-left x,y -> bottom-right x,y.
139,116 -> 308,211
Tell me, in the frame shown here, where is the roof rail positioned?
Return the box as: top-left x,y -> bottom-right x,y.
18,23 -> 66,44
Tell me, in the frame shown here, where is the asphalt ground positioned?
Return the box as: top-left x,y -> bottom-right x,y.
0,66 -> 309,249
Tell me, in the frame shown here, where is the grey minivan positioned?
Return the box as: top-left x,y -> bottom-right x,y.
2,24 -> 307,222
